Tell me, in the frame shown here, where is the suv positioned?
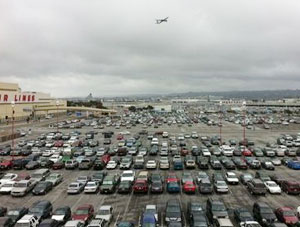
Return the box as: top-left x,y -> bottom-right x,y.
206,198 -> 228,223
65,160 -> 78,169
100,175 -> 119,194
28,200 -> 53,220
281,181 -> 300,195
253,202 -> 277,226
247,179 -> 267,195
165,199 -> 182,224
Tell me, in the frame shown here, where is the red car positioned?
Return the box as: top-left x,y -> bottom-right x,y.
72,204 -> 94,224
54,140 -> 64,147
275,207 -> 299,225
181,148 -> 189,156
0,159 -> 13,170
282,181 -> 300,195
242,149 -> 252,156
15,173 -> 31,181
133,180 -> 148,193
183,181 -> 196,194
52,161 -> 65,170
101,154 -> 111,165
166,173 -> 179,184
117,134 -> 124,140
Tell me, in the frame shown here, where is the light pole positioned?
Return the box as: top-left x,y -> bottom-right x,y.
219,101 -> 223,145
56,100 -> 59,134
11,101 -> 15,160
242,101 -> 246,152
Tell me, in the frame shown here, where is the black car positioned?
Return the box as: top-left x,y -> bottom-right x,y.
118,181 -> 132,194
94,160 -> 105,170
12,159 -> 28,170
234,207 -> 254,224
165,199 -> 182,224
0,145 -> 11,156
28,200 -> 53,219
0,217 -> 14,227
0,207 -> 7,217
221,159 -> 236,170
206,198 -> 228,223
32,181 -> 53,195
187,202 -> 205,220
232,158 -> 248,170
253,202 -> 277,226
190,213 -> 209,227
197,157 -> 209,169
150,181 -> 163,193
51,206 -> 71,224
6,207 -> 28,224
39,219 -> 60,227
39,158 -> 54,168
91,172 -> 107,184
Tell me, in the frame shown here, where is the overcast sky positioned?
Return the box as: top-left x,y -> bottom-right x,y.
1,0 -> 300,97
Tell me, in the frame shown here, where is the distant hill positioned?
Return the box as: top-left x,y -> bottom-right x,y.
166,90 -> 300,100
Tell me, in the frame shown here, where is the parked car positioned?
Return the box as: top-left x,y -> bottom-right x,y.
275,207 -> 298,225
165,199 -> 182,224
206,198 -> 228,223
51,206 -> 71,224
6,207 -> 28,224
253,202 -> 277,226
67,182 -> 85,194
32,181 -> 53,195
234,207 -> 254,224
28,200 -> 53,220
72,204 -> 94,225
118,180 -> 132,194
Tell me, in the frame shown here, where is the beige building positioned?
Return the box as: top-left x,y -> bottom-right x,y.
0,82 -> 66,122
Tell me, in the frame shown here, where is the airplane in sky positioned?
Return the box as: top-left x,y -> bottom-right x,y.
156,17 -> 168,24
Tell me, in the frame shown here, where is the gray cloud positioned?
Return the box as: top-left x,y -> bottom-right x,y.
0,0 -> 300,97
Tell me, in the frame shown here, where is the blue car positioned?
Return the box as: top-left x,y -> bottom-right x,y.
173,161 -> 184,170
167,182 -> 180,193
140,213 -> 157,227
287,160 -> 300,170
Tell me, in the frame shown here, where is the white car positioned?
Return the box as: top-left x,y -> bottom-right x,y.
264,181 -> 281,194
220,145 -> 234,156
0,173 -> 18,185
106,160 -> 118,170
95,206 -> 113,224
42,150 -> 54,157
214,181 -> 229,193
0,181 -> 15,194
225,172 -> 239,185
84,181 -> 99,193
151,138 -> 159,146
121,170 -> 135,182
49,154 -> 62,163
202,149 -> 211,157
146,160 -> 157,169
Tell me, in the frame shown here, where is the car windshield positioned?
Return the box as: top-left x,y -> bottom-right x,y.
69,184 -> 79,188
212,204 -> 226,211
122,174 -> 133,178
54,209 -> 66,215
86,182 -> 96,186
283,211 -> 295,217
14,183 -> 27,188
7,210 -> 19,216
268,182 -> 277,187
2,175 -> 13,180
142,224 -> 155,227
29,207 -> 42,214
2,183 -> 14,187
75,209 -> 89,215
98,209 -> 110,215
103,180 -> 113,185
217,181 -> 226,186
260,207 -> 273,214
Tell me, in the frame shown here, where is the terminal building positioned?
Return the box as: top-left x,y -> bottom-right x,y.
0,82 -> 66,122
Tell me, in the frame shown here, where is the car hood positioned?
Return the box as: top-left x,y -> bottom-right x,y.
101,185 -> 113,189
52,215 -> 65,221
11,188 -> 26,193
95,214 -> 111,220
212,211 -> 228,218
261,213 -> 276,221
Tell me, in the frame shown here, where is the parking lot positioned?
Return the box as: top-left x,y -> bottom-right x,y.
1,111 -> 300,226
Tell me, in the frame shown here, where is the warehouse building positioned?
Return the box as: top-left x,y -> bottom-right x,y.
0,82 -> 66,122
